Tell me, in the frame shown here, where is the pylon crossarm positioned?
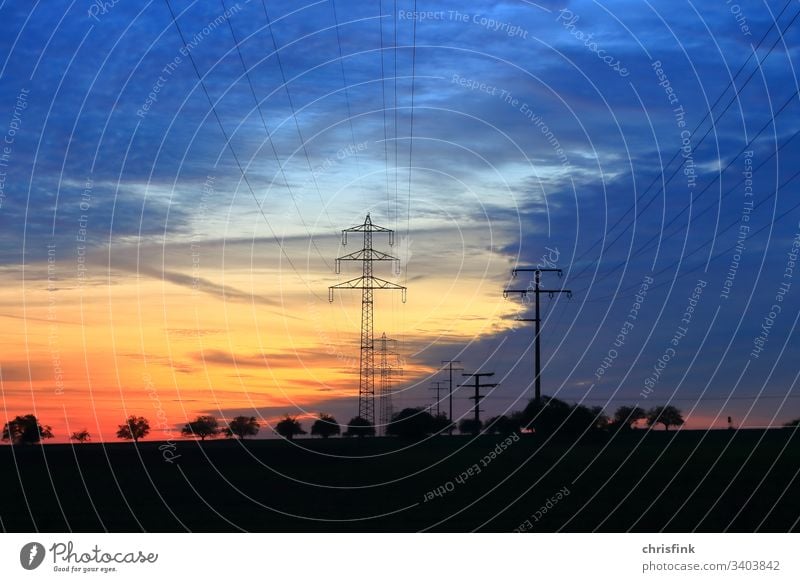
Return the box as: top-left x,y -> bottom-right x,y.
329,276 -> 367,290
342,223 -> 393,233
341,216 -> 395,247
328,277 -> 407,302
336,248 -> 400,263
369,277 -> 408,302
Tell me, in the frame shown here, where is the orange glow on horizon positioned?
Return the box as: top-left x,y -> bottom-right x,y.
0,227 -> 522,443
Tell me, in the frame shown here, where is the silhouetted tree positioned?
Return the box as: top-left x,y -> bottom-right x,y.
310,413 -> 340,438
646,405 -> 685,431
181,415 -> 220,440
522,396 -> 607,436
386,408 -> 437,439
613,406 -> 646,429
343,416 -> 375,437
458,418 -> 482,435
70,429 -> 91,443
116,416 -> 150,442
484,415 -> 520,436
226,416 -> 260,439
275,415 -> 307,440
2,414 -> 54,445
521,396 -> 572,435
431,413 -> 452,435
784,418 -> 800,428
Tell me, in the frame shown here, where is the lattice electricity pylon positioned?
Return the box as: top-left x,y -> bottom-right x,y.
329,214 -> 407,425
378,332 -> 403,434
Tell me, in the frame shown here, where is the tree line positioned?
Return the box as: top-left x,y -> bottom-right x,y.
6,397 -> 797,444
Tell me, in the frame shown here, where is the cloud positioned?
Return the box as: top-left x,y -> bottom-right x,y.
189,348 -> 358,371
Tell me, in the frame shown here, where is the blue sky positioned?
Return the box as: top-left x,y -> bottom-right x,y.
1,0 -> 800,433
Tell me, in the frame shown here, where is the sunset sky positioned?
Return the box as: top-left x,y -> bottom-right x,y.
1,0 -> 799,441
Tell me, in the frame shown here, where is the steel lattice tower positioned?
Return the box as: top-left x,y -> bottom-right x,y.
378,332 -> 402,433
329,214 -> 406,425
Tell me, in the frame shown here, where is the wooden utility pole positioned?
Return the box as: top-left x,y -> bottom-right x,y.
459,372 -> 497,432
504,268 -> 571,403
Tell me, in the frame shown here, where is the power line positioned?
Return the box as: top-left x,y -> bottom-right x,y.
162,0 -> 317,297
329,0 -> 365,190
571,77 -> 800,288
393,0 -> 399,232
404,0 -> 417,283
570,80 -> 800,298
566,4 -> 800,283
218,0 -> 330,269
583,163 -> 800,304
379,0 -> 392,220
628,128 -> 800,267
260,0 -> 334,227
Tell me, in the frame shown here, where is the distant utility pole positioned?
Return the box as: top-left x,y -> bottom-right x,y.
378,332 -> 402,434
429,381 -> 445,417
329,214 -> 407,425
441,360 -> 463,434
503,267 -> 571,404
459,372 -> 497,431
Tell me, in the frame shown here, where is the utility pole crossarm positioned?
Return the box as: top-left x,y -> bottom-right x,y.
504,288 -> 572,299
512,267 -> 562,276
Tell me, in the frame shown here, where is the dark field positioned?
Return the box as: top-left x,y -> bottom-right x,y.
1,429 -> 798,532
